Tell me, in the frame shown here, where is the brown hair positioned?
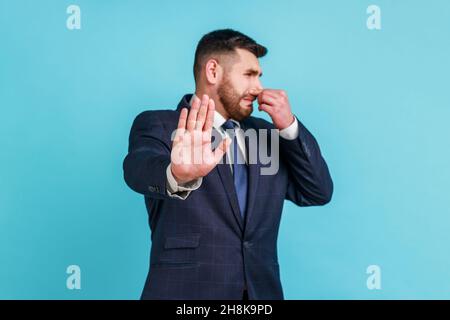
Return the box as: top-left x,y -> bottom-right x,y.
193,29 -> 267,82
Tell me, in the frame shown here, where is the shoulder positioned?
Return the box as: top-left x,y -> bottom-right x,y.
133,109 -> 180,125
130,109 -> 182,134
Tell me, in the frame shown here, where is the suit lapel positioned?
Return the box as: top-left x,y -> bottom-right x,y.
241,118 -> 261,231
213,127 -> 244,233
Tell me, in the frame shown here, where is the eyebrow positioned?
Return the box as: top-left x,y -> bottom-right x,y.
244,68 -> 263,77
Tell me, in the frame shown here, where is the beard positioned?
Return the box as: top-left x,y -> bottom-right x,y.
217,76 -> 253,121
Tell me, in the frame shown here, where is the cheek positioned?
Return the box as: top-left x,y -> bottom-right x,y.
225,72 -> 248,98
237,79 -> 251,96
229,80 -> 246,97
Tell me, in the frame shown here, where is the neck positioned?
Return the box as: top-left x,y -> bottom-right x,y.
194,87 -> 230,120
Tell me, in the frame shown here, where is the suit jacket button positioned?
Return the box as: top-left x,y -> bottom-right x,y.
243,241 -> 252,248
149,186 -> 155,192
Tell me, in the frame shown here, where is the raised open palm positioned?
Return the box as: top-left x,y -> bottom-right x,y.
170,94 -> 231,184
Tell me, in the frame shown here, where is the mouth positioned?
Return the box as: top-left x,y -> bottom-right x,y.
242,98 -> 254,106
242,96 -> 255,105
241,101 -> 254,111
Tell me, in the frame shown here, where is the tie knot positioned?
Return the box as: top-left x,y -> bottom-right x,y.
221,119 -> 238,131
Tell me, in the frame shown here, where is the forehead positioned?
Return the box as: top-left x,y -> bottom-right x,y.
233,48 -> 262,72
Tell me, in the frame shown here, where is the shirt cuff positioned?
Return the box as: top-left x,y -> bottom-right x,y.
166,164 -> 203,199
279,116 -> 299,140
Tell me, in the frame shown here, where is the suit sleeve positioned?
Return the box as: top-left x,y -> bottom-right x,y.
123,111 -> 174,199
280,117 -> 333,206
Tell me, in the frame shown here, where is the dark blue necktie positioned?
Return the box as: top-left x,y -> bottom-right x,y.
221,120 -> 248,218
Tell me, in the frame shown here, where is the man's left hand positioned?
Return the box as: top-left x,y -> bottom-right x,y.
256,89 -> 295,130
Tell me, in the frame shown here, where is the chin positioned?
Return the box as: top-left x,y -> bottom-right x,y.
228,101 -> 253,121
242,103 -> 254,114
238,107 -> 253,120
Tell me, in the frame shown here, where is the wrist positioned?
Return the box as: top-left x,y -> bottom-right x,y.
170,164 -> 190,185
278,114 -> 295,130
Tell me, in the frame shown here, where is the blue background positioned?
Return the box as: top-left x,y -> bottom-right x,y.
1,0 -> 450,299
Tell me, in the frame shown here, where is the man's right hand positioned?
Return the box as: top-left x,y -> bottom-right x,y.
170,94 -> 231,185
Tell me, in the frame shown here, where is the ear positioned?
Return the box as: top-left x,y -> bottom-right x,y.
204,59 -> 222,85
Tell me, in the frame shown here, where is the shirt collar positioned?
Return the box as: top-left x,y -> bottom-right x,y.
189,94 -> 240,130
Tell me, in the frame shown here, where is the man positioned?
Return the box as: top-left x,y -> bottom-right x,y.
123,29 -> 333,300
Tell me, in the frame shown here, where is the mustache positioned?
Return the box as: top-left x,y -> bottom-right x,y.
243,89 -> 263,101
242,94 -> 257,102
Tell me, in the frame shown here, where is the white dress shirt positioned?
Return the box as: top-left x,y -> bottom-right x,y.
166,94 -> 299,199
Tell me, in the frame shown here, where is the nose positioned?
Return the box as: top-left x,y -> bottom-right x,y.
255,78 -> 263,92
248,80 -> 263,98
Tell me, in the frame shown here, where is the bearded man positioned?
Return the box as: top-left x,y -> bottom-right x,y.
123,29 -> 333,300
